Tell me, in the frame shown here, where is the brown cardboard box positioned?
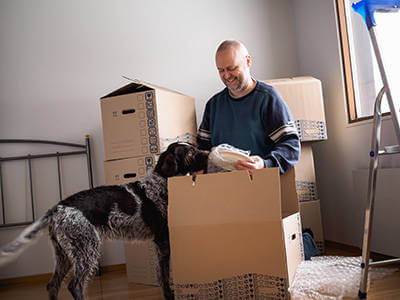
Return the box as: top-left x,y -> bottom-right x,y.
104,155 -> 155,185
168,168 -> 303,298
263,77 -> 327,142
104,156 -> 160,286
100,80 -> 197,161
294,143 -> 318,202
300,199 -> 325,254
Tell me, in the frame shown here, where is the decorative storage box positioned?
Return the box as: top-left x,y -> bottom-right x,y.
100,80 -> 197,161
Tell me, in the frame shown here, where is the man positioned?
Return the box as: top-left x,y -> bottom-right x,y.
197,40 -> 300,173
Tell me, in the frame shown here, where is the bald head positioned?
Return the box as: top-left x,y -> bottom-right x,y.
216,40 -> 249,57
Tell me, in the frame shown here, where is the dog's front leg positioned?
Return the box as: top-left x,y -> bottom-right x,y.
154,238 -> 174,300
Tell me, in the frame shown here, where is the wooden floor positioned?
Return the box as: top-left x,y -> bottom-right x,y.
0,264 -> 164,300
0,242 -> 399,299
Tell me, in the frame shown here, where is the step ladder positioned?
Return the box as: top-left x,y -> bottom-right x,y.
352,0 -> 400,298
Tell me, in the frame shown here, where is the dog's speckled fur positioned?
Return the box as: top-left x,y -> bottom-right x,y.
0,142 -> 209,300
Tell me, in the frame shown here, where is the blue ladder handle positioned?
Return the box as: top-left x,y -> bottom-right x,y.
352,0 -> 400,29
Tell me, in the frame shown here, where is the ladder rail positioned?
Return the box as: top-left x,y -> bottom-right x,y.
369,26 -> 400,145
359,87 -> 385,296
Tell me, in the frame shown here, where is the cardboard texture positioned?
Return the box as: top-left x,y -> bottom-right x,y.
100,80 -> 197,160
263,77 -> 327,142
168,168 -> 303,299
103,155 -> 155,185
294,143 -> 318,202
104,157 -> 160,286
300,199 -> 325,254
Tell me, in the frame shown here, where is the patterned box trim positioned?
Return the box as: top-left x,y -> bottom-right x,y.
173,273 -> 289,299
295,181 -> 318,202
296,213 -> 305,261
145,156 -> 155,170
145,91 -> 159,154
295,120 -> 327,141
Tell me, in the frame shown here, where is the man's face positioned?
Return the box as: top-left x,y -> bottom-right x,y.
215,47 -> 251,96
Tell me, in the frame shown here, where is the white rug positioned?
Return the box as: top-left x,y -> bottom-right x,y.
289,256 -> 397,299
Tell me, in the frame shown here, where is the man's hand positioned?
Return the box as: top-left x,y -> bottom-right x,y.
234,155 -> 265,170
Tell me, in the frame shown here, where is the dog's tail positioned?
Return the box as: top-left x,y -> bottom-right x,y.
0,206 -> 56,267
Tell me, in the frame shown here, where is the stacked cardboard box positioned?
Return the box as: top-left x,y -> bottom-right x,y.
100,80 -> 197,285
264,77 -> 326,254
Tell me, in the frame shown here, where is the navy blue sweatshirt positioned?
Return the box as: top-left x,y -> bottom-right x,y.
197,81 -> 300,173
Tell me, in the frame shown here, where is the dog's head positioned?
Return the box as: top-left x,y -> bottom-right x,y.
154,142 -> 209,178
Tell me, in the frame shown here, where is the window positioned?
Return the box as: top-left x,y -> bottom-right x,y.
337,0 -> 400,123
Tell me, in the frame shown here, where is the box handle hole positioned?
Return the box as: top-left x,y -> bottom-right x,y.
123,173 -> 137,179
247,171 -> 253,182
122,109 -> 136,115
291,234 -> 296,240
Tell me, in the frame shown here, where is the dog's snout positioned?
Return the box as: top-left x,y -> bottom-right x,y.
191,149 -> 209,173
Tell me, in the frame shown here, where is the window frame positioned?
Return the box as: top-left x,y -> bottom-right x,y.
336,0 -> 390,123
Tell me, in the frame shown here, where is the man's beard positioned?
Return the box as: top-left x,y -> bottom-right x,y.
226,76 -> 248,94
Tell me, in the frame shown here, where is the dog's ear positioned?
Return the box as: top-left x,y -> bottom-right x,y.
157,152 -> 178,178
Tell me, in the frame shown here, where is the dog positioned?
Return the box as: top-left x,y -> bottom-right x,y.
0,142 -> 209,300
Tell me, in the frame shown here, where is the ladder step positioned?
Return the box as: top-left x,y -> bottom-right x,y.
378,145 -> 400,155
369,258 -> 400,267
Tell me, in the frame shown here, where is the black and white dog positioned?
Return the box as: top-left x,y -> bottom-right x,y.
0,142 -> 209,300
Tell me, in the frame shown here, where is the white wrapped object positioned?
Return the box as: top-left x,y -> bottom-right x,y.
289,256 -> 397,300
208,144 -> 251,172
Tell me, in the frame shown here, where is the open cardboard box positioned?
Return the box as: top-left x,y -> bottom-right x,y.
168,168 -> 303,298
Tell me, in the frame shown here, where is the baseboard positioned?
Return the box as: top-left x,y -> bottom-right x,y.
325,240 -> 361,253
100,263 -> 126,273
0,263 -> 127,286
325,240 -> 396,261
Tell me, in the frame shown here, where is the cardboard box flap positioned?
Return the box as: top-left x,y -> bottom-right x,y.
101,82 -> 153,99
168,168 -> 283,227
264,76 -> 314,85
282,212 -> 304,285
101,78 -> 191,99
142,81 -> 189,96
156,89 -> 196,143
280,168 -> 299,218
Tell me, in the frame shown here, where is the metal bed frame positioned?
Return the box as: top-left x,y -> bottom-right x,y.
0,135 -> 94,228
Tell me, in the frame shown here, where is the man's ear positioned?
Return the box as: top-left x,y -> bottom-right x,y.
159,152 -> 178,177
246,55 -> 251,67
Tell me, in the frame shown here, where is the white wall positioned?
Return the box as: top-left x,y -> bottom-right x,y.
0,0 -> 297,278
291,0 -> 400,254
